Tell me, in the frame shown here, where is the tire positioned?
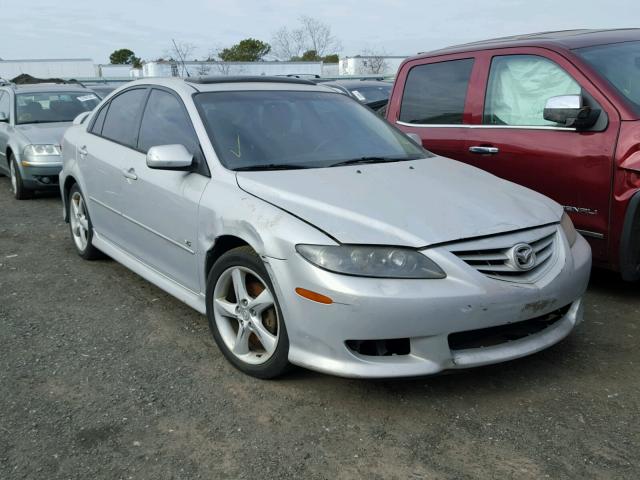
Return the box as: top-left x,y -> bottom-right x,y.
619,191 -> 640,281
9,154 -> 33,200
68,184 -> 103,260
206,246 -> 291,379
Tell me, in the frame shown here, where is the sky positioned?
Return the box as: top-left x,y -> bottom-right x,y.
1,0 -> 639,63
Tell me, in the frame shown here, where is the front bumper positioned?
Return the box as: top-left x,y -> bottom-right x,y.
20,156 -> 62,189
265,228 -> 591,378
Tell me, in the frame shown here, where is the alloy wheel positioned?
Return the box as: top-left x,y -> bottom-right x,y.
70,191 -> 90,251
213,266 -> 280,365
9,161 -> 17,194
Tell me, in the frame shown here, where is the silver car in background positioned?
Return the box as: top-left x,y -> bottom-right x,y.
59,76 -> 591,379
0,83 -> 100,199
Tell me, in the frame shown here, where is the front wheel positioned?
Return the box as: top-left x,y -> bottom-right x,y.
68,184 -> 103,260
9,155 -> 32,200
206,246 -> 291,379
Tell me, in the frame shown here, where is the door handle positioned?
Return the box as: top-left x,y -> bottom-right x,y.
122,167 -> 138,180
469,146 -> 499,154
78,145 -> 88,158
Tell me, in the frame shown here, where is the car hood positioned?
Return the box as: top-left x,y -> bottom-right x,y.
236,157 -> 563,247
15,122 -> 72,145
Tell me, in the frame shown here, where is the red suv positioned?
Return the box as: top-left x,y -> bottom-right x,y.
387,29 -> 640,280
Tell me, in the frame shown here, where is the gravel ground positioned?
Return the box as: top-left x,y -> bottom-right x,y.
0,176 -> 638,480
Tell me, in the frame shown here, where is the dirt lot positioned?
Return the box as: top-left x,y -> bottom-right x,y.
0,176 -> 638,480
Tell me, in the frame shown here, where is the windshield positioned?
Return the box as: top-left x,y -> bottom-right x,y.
576,41 -> 640,115
194,90 -> 425,171
348,85 -> 392,103
16,91 -> 100,124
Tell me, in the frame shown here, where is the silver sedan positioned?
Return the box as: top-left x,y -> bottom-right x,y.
59,77 -> 591,378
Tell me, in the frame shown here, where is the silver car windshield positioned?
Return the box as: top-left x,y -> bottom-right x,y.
16,91 -> 100,125
194,90 -> 426,170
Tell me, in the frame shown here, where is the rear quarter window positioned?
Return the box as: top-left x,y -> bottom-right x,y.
399,58 -> 474,125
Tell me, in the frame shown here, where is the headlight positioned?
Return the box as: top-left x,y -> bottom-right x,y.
561,212 -> 577,247
296,244 -> 446,279
24,144 -> 61,156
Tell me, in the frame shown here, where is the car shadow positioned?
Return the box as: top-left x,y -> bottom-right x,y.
588,267 -> 638,298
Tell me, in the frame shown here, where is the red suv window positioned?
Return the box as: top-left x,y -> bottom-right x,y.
399,58 -> 474,125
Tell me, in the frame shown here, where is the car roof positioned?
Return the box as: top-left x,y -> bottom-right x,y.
415,28 -> 640,58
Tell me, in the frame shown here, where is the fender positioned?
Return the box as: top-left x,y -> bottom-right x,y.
619,189 -> 640,281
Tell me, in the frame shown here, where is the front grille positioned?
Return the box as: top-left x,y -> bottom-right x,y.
448,304 -> 570,351
450,228 -> 558,282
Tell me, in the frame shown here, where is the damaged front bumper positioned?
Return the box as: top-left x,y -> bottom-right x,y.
264,226 -> 591,378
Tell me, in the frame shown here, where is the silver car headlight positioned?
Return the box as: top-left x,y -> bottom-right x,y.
296,245 -> 446,279
24,144 -> 61,157
561,212 -> 577,247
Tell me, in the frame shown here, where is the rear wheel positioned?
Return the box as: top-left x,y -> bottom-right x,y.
9,154 -> 32,200
206,246 -> 291,378
68,184 -> 103,260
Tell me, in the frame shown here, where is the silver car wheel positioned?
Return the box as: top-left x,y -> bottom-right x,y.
70,191 -> 90,251
213,266 -> 280,365
9,161 -> 17,193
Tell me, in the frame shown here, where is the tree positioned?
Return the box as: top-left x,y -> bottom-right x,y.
358,49 -> 389,75
291,50 -> 319,62
109,48 -> 142,68
218,38 -> 271,62
271,17 -> 341,61
195,62 -> 211,76
165,40 -> 196,62
164,40 -> 196,76
290,50 -> 339,63
299,16 -> 341,58
271,26 -> 306,61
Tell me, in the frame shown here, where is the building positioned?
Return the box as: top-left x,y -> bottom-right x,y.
95,64 -> 141,79
339,56 -> 408,77
0,58 -> 96,80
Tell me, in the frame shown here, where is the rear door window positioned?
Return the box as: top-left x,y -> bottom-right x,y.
399,59 -> 474,125
100,88 -> 148,148
483,55 -> 581,126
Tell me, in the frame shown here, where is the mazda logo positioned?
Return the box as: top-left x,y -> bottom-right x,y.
509,243 -> 536,271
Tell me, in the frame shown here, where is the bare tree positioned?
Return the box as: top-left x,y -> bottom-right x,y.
195,62 -> 211,76
271,26 -> 306,61
204,48 -> 232,76
299,16 -> 341,57
271,17 -> 341,60
165,40 -> 197,76
214,61 -> 232,76
358,48 -> 389,75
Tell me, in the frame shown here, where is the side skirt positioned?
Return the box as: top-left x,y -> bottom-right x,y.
92,230 -> 207,315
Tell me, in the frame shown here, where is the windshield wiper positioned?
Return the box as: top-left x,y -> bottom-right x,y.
329,156 -> 419,167
234,163 -> 312,171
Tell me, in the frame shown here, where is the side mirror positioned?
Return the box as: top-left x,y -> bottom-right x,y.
543,95 -> 600,129
406,132 -> 422,146
73,111 -> 91,125
0,112 -> 8,123
146,144 -> 193,170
